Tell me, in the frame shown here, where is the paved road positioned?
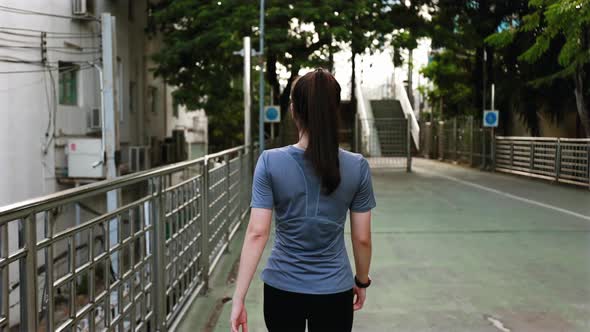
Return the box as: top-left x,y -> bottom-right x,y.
178,158 -> 590,332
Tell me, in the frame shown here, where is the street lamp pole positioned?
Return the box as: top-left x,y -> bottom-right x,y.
259,0 -> 265,151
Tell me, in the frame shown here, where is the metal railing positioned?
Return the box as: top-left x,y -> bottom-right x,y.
420,117 -> 493,168
495,137 -> 590,188
355,117 -> 412,171
0,145 -> 257,331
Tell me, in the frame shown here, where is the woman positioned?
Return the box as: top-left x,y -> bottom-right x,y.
231,68 -> 376,332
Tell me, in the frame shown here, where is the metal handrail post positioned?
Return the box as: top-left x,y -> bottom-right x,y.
491,128 -> 496,171
530,140 -> 534,173
238,150 -> 244,220
153,176 -> 167,331
25,213 -> 38,331
469,116 -> 474,166
406,117 -> 412,172
438,121 -> 444,160
453,118 -> 458,161
354,112 -> 359,153
201,159 -> 210,290
555,139 -> 561,183
509,139 -> 513,169
224,154 -> 231,252
587,141 -> 590,190
46,213 -> 55,331
480,127 -> 488,169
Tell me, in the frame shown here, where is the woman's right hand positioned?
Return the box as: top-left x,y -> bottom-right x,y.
353,285 -> 366,311
230,298 -> 248,332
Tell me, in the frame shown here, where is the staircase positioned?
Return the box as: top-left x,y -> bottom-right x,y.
370,100 -> 408,157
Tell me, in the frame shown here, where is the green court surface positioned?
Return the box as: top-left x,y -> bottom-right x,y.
177,158 -> 590,332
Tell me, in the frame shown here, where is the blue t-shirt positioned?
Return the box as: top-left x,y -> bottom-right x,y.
250,145 -> 376,294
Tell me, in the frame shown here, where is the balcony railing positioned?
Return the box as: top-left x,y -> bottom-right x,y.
0,144 -> 257,331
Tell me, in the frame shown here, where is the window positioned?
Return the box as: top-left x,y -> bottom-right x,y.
59,61 -> 78,105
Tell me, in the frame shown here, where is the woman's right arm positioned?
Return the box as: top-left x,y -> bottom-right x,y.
350,210 -> 372,310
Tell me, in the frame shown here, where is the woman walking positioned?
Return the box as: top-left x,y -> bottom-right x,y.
230,68 -> 376,332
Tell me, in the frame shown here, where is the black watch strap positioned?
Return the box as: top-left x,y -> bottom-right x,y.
355,275 -> 371,288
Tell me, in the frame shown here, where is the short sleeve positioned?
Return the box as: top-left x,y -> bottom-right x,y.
350,158 -> 376,212
250,151 -> 274,209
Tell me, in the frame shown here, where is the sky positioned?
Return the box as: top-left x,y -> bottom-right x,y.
274,38 -> 432,108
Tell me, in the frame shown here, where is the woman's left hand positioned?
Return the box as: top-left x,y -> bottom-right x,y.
230,299 -> 248,332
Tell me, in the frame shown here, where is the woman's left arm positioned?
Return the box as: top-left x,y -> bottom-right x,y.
231,208 -> 273,332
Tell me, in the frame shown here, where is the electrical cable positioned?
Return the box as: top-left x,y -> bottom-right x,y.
0,5 -> 99,21
0,26 -> 99,35
0,63 -> 95,74
0,30 -> 100,40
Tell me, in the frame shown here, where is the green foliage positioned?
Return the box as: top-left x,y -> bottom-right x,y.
421,49 -> 476,117
150,1 -> 427,149
486,0 -> 590,136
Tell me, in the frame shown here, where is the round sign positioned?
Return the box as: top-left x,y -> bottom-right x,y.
485,112 -> 497,126
266,107 -> 279,121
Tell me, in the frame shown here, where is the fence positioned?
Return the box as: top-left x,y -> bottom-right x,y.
420,116 -> 493,168
496,137 -> 590,188
0,145 -> 257,332
355,117 -> 412,171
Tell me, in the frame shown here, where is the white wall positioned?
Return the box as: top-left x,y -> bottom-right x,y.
0,0 -> 155,206
0,1 -> 156,328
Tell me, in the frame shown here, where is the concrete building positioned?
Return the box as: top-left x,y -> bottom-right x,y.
0,1 -> 207,328
0,0 -> 208,207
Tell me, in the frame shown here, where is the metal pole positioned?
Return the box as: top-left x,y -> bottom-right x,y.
201,159 -> 210,290
258,0 -> 265,151
453,118 -> 458,161
151,177 -> 166,330
406,117 -> 412,172
491,128 -> 496,170
243,37 -> 252,148
491,83 -> 495,111
555,139 -> 561,183
491,83 -> 496,170
469,116 -> 474,166
224,153 -> 231,251
354,112 -> 359,153
482,48 -> 487,113
102,13 -> 120,271
481,128 -> 487,169
24,214 -> 38,331
587,142 -> 590,190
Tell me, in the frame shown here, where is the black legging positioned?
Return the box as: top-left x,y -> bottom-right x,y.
263,283 -> 354,332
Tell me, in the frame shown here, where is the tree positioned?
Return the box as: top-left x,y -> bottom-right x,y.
487,0 -> 590,137
425,1 -> 532,119
149,1 -> 257,150
149,1 -> 428,149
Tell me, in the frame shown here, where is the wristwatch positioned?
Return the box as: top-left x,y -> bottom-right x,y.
354,275 -> 372,288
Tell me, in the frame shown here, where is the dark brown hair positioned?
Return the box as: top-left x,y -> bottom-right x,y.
290,68 -> 341,194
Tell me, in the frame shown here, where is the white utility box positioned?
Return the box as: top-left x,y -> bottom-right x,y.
67,138 -> 105,178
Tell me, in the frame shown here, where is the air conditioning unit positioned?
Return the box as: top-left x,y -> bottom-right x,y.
67,138 -> 105,178
72,0 -> 88,16
87,108 -> 101,132
129,146 -> 151,173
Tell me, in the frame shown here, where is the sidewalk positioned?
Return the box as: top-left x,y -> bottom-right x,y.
178,159 -> 590,331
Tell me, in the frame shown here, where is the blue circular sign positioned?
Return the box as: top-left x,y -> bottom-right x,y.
485,112 -> 497,126
266,107 -> 279,120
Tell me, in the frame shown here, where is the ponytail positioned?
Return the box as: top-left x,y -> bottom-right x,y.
291,68 -> 341,194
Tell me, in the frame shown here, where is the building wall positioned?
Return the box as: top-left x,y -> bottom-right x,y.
0,1 -> 160,328
0,0 -> 154,207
